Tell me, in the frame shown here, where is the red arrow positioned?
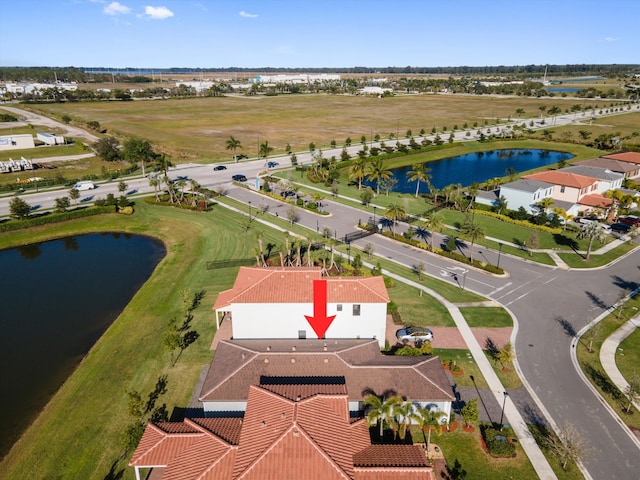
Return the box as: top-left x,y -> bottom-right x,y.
304,279 -> 336,339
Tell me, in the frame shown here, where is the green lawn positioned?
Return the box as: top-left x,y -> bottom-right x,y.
459,307 -> 514,328
617,327 -> 640,387
388,280 -> 454,327
557,240 -> 637,268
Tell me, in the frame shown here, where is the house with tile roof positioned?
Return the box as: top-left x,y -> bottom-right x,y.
577,156 -> 640,179
522,170 -> 613,216
602,151 -> 640,167
213,267 -> 390,347
198,339 -> 454,419
561,165 -> 624,194
130,378 -> 435,480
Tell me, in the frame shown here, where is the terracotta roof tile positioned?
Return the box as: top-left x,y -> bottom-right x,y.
163,435 -> 234,480
188,417 -> 243,445
353,445 -> 428,467
212,267 -> 388,309
578,193 -> 614,208
523,170 -> 597,188
603,152 -> 640,164
129,423 -> 202,467
354,468 -> 434,480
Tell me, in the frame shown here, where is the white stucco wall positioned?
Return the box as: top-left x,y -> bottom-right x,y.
203,401 -> 247,413
231,302 -> 386,346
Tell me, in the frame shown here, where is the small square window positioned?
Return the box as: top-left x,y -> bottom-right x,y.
353,304 -> 361,316
298,330 -> 306,339
337,304 -> 342,312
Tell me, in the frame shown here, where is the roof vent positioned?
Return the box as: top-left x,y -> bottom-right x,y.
296,395 -> 301,402
292,346 -> 296,351
264,359 -> 269,364
323,346 -> 327,351
291,358 -> 296,363
293,429 -> 300,437
261,420 -> 266,427
241,353 -> 245,359
324,358 -> 329,364
281,412 -> 286,418
267,346 -> 271,351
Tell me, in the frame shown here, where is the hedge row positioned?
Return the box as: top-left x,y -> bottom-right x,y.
0,206 -> 116,232
473,209 -> 562,234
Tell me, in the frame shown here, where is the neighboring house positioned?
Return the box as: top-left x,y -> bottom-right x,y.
522,170 -> 613,215
199,339 -> 454,419
561,165 -> 624,194
603,151 -> 640,171
36,132 -> 65,146
213,267 -> 390,347
577,157 -> 640,179
474,189 -> 499,208
498,178 -> 555,214
131,378 -> 435,480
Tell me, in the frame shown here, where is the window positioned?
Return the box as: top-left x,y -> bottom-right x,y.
353,304 -> 361,316
336,304 -> 342,312
560,186 -> 565,193
298,330 -> 306,339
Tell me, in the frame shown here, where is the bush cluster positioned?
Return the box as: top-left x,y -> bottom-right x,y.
483,426 -> 516,457
474,209 -> 562,234
0,206 -> 115,232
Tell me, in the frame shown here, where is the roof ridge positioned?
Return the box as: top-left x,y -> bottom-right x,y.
414,356 -> 456,399
198,343 -> 258,400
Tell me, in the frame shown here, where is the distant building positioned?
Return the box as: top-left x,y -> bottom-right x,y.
0,134 -> 35,151
36,132 -> 65,146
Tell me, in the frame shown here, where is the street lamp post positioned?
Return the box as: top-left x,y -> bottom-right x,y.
373,205 -> 377,225
248,201 -> 252,222
462,269 -> 468,290
257,133 -> 260,159
500,391 -> 509,431
346,240 -> 351,264
497,242 -> 503,269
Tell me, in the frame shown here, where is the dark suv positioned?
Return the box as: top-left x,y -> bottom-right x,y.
232,174 -> 247,182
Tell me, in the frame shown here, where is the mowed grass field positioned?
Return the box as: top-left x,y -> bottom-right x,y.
25,93 -> 610,162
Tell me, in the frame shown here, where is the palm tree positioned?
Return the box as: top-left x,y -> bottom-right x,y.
496,196 -> 508,215
366,158 -> 392,196
424,211 -> 445,250
537,196 -> 555,214
407,163 -> 432,198
460,221 -> 485,262
548,105 -> 562,125
416,406 -> 447,453
554,207 -> 572,230
149,176 -> 160,202
364,394 -> 402,437
259,140 -> 274,159
577,222 -> 607,261
226,136 -> 242,162
515,108 -> 525,118
349,158 -> 366,190
385,203 -> 406,236
394,401 -> 421,441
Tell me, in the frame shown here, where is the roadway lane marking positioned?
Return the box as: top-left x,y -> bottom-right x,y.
488,282 -> 513,297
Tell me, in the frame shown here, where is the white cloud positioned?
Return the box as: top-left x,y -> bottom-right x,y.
103,2 -> 131,15
239,10 -> 258,18
141,5 -> 175,19
604,36 -> 616,42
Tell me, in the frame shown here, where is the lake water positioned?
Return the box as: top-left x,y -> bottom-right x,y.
363,149 -> 574,192
0,233 -> 165,458
545,87 -> 583,93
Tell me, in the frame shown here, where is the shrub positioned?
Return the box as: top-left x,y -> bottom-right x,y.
396,345 -> 422,356
0,206 -> 115,232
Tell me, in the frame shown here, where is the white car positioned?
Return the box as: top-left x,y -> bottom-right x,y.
396,326 -> 434,343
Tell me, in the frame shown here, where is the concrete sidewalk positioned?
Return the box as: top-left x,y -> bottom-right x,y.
600,315 -> 640,412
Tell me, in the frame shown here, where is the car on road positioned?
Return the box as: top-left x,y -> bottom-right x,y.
232,174 -> 247,182
396,326 -> 434,343
267,161 -> 279,168
281,190 -> 296,198
213,165 -> 227,171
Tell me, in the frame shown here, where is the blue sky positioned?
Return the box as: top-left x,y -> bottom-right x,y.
1,0 -> 638,68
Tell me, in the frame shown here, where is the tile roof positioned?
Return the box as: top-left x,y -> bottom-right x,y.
353,445 -> 429,467
213,267 -> 389,310
131,382 -> 434,480
500,178 -> 553,193
199,340 -> 454,404
523,170 -> 597,189
578,193 -> 614,208
562,165 -> 624,182
577,157 -> 638,174
603,152 -> 640,164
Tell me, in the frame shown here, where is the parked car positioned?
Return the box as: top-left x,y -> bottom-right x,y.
267,161 -> 279,168
618,215 -> 640,227
611,222 -> 632,233
213,165 -> 227,171
232,174 -> 247,182
578,216 -> 599,225
396,326 -> 434,343
281,190 -> 296,198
